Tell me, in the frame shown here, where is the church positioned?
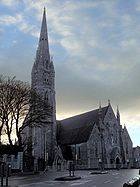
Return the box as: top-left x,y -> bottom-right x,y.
23,8 -> 133,171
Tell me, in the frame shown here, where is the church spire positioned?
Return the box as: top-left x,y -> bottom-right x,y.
98,101 -> 102,122
36,7 -> 50,63
30,8 -> 56,165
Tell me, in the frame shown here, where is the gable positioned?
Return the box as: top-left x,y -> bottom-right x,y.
104,104 -> 118,125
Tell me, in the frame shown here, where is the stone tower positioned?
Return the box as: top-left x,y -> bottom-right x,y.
30,8 -> 56,166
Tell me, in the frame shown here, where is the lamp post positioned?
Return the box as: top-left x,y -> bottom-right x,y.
100,129 -> 104,170
135,158 -> 139,169
1,163 -> 4,186
99,158 -> 102,170
46,152 -> 48,171
126,159 -> 129,169
44,152 -> 48,172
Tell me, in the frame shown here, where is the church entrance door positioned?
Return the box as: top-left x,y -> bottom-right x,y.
115,157 -> 121,170
56,156 -> 62,171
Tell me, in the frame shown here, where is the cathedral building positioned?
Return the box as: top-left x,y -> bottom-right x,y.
23,8 -> 133,171
57,103 -> 133,169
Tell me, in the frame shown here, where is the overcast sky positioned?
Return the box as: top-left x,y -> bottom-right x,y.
0,0 -> 140,146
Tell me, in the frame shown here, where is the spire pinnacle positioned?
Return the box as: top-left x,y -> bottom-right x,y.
99,100 -> 101,110
98,100 -> 102,121
117,105 -> 119,113
117,105 -> 120,125
117,105 -> 120,116
39,7 -> 48,42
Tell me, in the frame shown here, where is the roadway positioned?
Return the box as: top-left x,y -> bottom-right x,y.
8,169 -> 140,187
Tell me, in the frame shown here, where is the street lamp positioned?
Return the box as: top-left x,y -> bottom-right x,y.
75,154 -> 78,170
46,152 -> 48,170
135,158 -> 138,169
126,159 -> 129,169
99,159 -> 102,170
100,126 -> 104,170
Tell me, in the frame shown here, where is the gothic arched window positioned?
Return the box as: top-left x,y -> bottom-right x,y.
126,143 -> 128,154
95,142 -> 98,157
78,147 -> 81,159
45,91 -> 49,101
46,60 -> 48,69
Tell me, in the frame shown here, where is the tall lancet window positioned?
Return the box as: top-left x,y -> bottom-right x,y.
95,142 -> 98,157
45,91 -> 49,102
111,135 -> 114,145
46,60 -> 48,69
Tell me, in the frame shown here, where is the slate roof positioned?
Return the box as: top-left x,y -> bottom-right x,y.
57,106 -> 109,145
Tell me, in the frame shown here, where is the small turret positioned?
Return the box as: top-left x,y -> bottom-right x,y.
116,105 -> 120,125
98,101 -> 102,123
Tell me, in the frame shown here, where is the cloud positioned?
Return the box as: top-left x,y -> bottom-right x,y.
0,14 -> 22,25
0,0 -> 18,7
63,1 -> 98,11
0,13 -> 39,37
20,1 -> 140,120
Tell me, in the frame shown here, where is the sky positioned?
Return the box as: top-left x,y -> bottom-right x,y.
0,0 -> 140,146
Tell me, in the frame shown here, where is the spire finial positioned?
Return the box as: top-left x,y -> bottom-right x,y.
108,99 -> 110,105
44,7 -> 46,14
117,105 -> 120,125
98,100 -> 102,119
99,100 -> 101,109
117,105 -> 119,113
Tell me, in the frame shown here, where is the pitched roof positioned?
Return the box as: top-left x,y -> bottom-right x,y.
57,106 -> 108,145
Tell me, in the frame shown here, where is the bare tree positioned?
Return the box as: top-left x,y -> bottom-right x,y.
0,75 -> 30,145
22,89 -> 53,127
0,74 -> 53,155
0,75 -> 6,143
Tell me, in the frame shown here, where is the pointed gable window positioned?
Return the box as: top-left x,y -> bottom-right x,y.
111,136 -> 114,145
46,60 -> 48,69
95,142 -> 98,157
45,91 -> 49,101
78,147 -> 81,159
126,143 -> 128,154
